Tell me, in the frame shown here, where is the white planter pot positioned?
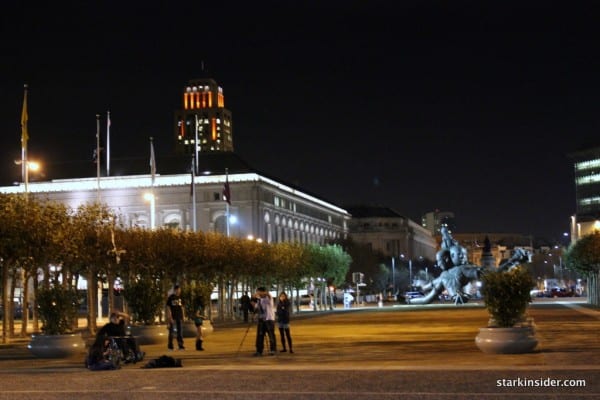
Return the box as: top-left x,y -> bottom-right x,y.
28,333 -> 86,358
129,325 -> 168,345
475,326 -> 538,354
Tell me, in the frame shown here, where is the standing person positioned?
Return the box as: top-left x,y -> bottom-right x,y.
276,291 -> 293,353
240,291 -> 252,323
252,287 -> 276,356
193,306 -> 205,351
166,285 -> 185,351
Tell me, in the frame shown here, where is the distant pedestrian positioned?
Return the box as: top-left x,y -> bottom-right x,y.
343,292 -> 354,309
240,291 -> 252,323
276,291 -> 293,353
252,287 -> 276,356
166,284 -> 185,351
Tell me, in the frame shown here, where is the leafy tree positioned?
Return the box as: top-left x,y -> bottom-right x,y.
35,286 -> 80,335
373,263 -> 390,294
123,276 -> 164,325
480,266 -> 536,327
564,231 -> 600,306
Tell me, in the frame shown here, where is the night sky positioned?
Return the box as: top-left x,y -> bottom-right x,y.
2,1 -> 599,242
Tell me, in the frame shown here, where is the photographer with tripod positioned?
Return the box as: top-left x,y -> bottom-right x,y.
252,287 -> 277,356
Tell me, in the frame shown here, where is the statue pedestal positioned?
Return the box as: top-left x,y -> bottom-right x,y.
481,252 -> 496,269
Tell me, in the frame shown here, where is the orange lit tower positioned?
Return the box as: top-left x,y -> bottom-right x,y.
174,78 -> 233,155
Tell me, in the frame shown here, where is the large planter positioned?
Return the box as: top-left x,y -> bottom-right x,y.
28,333 -> 86,358
475,326 -> 538,354
129,324 -> 168,345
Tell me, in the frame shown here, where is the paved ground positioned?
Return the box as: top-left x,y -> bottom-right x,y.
0,298 -> 598,399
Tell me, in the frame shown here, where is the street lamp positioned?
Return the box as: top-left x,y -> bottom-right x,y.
143,192 -> 155,229
400,254 -> 412,290
391,257 -> 396,295
14,159 -> 40,193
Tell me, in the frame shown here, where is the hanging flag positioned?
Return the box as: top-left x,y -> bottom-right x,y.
150,137 -> 156,185
222,170 -> 231,205
21,85 -> 29,147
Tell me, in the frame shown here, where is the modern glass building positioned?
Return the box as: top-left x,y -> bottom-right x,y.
569,146 -> 600,240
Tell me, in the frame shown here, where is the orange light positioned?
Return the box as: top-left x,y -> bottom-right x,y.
195,92 -> 200,109
184,93 -> 188,110
211,118 -> 216,140
208,91 -> 212,107
180,119 -> 185,137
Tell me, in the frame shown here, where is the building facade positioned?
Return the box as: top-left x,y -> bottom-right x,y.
0,171 -> 350,246
421,210 -> 456,235
569,146 -> 600,240
346,206 -> 437,262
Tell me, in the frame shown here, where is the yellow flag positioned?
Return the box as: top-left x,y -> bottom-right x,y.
21,86 -> 29,146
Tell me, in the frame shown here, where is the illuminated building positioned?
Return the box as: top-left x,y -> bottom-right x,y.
0,77 -> 349,244
175,78 -> 233,155
569,146 -> 600,240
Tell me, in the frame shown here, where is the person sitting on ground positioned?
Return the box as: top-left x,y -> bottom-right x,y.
85,336 -> 118,371
96,310 -> 144,363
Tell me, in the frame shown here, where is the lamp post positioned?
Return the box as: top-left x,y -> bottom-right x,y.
144,192 -> 155,229
391,257 -> 396,295
401,254 -> 413,290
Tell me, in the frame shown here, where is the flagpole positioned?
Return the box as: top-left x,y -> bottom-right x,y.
96,114 -> 101,203
225,168 -> 230,237
194,113 -> 199,175
21,84 -> 29,194
149,137 -> 156,229
106,111 -> 111,177
191,155 -> 197,232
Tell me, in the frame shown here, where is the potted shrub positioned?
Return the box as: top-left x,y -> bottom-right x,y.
124,277 -> 166,345
475,266 -> 538,354
28,286 -> 86,358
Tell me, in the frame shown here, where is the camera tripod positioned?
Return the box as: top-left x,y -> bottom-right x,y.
236,315 -> 274,357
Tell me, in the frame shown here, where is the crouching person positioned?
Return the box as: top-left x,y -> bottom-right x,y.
85,337 -> 118,371
96,311 -> 144,363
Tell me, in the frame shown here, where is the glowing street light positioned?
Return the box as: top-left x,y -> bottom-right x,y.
14,159 -> 40,193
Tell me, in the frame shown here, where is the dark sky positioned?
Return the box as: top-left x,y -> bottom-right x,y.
2,1 -> 599,242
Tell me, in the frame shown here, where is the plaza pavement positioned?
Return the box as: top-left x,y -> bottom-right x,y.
0,298 -> 598,399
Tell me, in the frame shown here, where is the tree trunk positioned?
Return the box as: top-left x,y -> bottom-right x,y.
20,271 -> 30,337
2,261 -> 9,344
86,271 -> 99,334
589,272 -> 599,307
9,267 -> 17,337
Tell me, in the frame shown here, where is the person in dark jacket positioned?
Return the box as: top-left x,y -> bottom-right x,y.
276,291 -> 293,353
166,285 -> 185,351
240,291 -> 252,323
96,311 -> 143,363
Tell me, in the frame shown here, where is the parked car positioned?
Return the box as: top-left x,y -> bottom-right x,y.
401,291 -> 425,304
547,287 -> 574,298
0,304 -> 31,319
